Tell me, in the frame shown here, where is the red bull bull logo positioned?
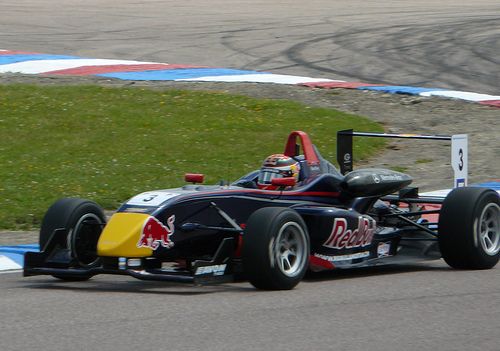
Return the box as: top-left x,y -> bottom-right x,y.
137,215 -> 175,250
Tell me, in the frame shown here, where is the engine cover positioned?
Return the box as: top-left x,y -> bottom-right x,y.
343,168 -> 413,197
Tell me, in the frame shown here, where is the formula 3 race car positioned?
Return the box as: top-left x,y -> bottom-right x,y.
24,130 -> 500,290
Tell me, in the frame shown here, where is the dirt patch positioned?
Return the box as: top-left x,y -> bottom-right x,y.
0,231 -> 37,245
1,73 -> 499,244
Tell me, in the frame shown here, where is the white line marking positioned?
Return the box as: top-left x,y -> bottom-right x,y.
0,255 -> 22,271
0,59 -> 161,74
176,73 -> 340,84
420,90 -> 500,102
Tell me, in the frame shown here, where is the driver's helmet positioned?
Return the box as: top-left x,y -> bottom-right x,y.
257,154 -> 300,189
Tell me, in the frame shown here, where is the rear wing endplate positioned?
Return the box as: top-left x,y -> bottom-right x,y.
336,129 -> 468,188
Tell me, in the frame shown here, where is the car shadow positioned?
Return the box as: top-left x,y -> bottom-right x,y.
304,262 -> 451,283
20,262 -> 452,294
21,276 -> 255,295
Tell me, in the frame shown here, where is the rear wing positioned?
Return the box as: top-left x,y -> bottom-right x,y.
336,129 -> 468,188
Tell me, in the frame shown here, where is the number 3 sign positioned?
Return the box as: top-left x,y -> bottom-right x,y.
451,134 -> 468,188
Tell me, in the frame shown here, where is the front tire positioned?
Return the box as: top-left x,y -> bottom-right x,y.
242,207 -> 310,290
438,187 -> 500,269
40,198 -> 106,281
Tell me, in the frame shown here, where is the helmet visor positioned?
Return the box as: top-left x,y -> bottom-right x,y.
258,168 -> 290,184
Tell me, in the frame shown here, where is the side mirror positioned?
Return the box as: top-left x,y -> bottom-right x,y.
271,177 -> 297,188
185,173 -> 204,184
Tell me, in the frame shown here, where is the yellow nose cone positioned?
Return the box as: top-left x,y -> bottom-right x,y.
97,213 -> 153,257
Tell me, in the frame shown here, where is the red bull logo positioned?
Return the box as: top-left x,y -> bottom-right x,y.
137,215 -> 175,250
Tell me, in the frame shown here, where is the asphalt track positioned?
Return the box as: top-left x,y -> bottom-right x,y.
1,1 -> 499,350
1,0 -> 500,94
2,262 -> 500,351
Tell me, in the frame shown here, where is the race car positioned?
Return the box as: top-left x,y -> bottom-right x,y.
24,130 -> 500,290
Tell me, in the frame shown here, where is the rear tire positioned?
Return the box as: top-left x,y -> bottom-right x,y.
438,187 -> 500,269
242,207 -> 310,290
40,198 -> 106,281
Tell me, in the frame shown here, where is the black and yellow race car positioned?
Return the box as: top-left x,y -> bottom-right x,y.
24,130 -> 500,290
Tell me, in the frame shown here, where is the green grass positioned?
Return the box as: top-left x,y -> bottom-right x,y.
0,84 -> 384,229
390,166 -> 408,173
416,158 -> 433,164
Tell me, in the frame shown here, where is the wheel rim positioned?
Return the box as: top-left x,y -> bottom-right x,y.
70,213 -> 104,267
478,203 -> 500,256
272,221 -> 307,278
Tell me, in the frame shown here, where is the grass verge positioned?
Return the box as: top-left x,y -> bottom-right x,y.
0,84 -> 384,229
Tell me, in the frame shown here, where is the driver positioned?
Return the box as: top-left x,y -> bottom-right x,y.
257,154 -> 301,189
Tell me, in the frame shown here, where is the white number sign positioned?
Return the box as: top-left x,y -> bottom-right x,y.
451,134 -> 468,188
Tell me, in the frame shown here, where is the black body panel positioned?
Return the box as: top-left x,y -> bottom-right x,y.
343,168 -> 413,197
